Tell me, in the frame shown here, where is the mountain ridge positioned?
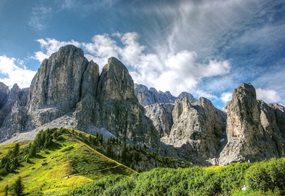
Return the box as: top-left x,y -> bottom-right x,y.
1,45 -> 285,166
134,83 -> 197,106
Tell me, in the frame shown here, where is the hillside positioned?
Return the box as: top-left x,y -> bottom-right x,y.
1,128 -> 285,195
0,128 -> 135,196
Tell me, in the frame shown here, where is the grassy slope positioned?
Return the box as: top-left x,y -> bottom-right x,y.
0,129 -> 135,196
2,129 -> 284,196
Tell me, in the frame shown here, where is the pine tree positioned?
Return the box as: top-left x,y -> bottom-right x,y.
13,143 -> 20,157
29,143 -> 37,157
13,176 -> 24,196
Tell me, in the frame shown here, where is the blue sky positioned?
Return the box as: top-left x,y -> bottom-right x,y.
0,0 -> 285,108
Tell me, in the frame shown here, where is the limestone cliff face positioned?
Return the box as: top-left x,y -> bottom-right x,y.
0,84 -> 28,140
93,57 -> 158,147
73,60 -> 99,130
144,95 -> 226,164
28,45 -> 89,112
219,83 -> 285,165
162,97 -> 226,164
0,83 -> 10,127
145,103 -> 174,138
98,57 -> 134,101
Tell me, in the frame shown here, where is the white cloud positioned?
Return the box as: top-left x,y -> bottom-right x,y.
221,92 -> 232,103
0,56 -> 36,88
145,50 -> 230,95
138,0 -> 262,58
29,5 -> 53,31
256,88 -> 282,104
83,34 -> 120,66
120,32 -> 145,65
34,32 -> 231,96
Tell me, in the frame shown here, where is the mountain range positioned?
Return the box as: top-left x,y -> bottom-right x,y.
1,45 -> 285,166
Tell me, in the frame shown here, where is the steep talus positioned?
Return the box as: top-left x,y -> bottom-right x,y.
219,83 -> 285,165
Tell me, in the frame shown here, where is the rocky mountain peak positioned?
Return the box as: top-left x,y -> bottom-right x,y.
11,83 -> 20,92
28,45 -> 89,112
196,97 -> 213,108
97,57 -> 135,101
177,92 -> 197,103
219,83 -> 285,165
56,44 -> 85,59
233,83 -> 256,100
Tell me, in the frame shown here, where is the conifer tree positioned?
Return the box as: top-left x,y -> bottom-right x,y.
13,143 -> 20,157
13,176 -> 24,196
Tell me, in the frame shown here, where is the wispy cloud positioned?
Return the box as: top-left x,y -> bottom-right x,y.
59,0 -> 119,12
29,5 -> 52,31
134,0 -> 265,59
0,56 -> 36,88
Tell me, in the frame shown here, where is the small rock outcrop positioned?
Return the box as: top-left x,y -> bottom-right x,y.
219,83 -> 285,165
